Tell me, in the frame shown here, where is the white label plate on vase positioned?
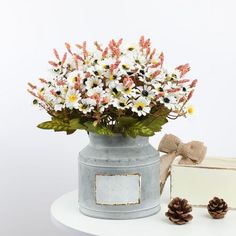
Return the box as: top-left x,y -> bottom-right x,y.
95,174 -> 141,205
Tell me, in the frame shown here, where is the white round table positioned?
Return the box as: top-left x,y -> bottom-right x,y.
51,190 -> 236,236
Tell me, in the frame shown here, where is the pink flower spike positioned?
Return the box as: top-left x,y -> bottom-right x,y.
159,52 -> 164,65
150,62 -> 161,68
83,41 -> 88,58
156,92 -> 164,99
110,60 -> 120,73
53,49 -> 60,60
149,49 -> 156,59
85,72 -> 91,78
73,53 -> 84,62
39,78 -> 47,83
74,82 -> 81,90
91,93 -> 100,104
57,80 -> 65,86
144,38 -> 150,49
28,82 -> 36,90
178,79 -> 190,84
94,41 -> 103,51
75,43 -> 82,49
117,38 -> 123,46
187,90 -> 194,100
139,35 -> 145,48
190,79 -> 198,88
37,93 -> 45,101
151,70 -> 161,78
50,89 -> 57,96
123,77 -> 134,88
61,53 -> 67,65
102,47 -> 108,58
179,97 -> 186,103
65,42 -> 72,54
167,88 -> 181,93
176,63 -> 190,77
27,89 -> 36,97
48,61 -> 58,67
102,96 -> 109,104
74,75 -> 81,89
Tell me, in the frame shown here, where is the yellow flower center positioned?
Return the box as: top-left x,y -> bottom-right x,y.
80,104 -> 88,110
68,94 -> 77,103
72,76 -> 77,83
109,74 -> 114,81
152,60 -> 158,64
124,87 -> 131,94
103,65 -> 110,69
122,64 -> 129,70
128,46 -> 134,51
135,102 -> 145,110
187,106 -> 194,115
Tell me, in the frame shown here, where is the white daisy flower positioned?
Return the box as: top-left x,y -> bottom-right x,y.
91,50 -> 103,63
78,98 -> 96,114
119,56 -> 135,74
49,89 -> 66,111
133,52 -> 148,66
153,81 -> 173,95
87,86 -> 105,98
67,70 -> 80,86
120,85 -> 136,98
65,89 -> 81,109
132,97 -> 151,117
85,77 -> 103,90
109,74 -> 121,84
106,81 -> 123,98
159,95 -> 177,110
120,43 -> 138,53
98,58 -> 116,70
136,85 -> 155,100
112,97 -> 131,110
98,104 -> 109,113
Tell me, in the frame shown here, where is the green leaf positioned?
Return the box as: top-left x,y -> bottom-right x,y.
96,126 -> 113,136
123,107 -> 169,137
37,121 -> 55,130
69,118 -> 86,130
37,117 -> 88,135
66,129 -> 76,135
118,116 -> 138,126
84,121 -> 113,136
138,107 -> 169,133
141,116 -> 168,132
125,122 -> 154,138
37,118 -> 69,132
84,121 -> 97,133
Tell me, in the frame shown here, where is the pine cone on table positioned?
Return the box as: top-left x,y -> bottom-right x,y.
165,197 -> 193,225
207,197 -> 228,219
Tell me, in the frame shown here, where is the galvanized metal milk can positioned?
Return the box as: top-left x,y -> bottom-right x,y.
78,133 -> 160,219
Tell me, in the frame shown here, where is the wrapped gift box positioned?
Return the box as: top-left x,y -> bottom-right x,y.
170,157 -> 236,209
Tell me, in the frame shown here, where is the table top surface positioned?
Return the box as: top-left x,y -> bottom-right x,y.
51,187 -> 236,236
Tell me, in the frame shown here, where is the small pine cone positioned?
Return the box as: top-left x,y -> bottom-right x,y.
207,197 -> 228,219
165,197 -> 193,225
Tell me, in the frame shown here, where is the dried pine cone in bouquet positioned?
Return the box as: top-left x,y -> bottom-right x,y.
207,197 -> 228,219
165,197 -> 193,225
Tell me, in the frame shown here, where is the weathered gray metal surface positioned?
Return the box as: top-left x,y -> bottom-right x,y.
78,133 -> 160,219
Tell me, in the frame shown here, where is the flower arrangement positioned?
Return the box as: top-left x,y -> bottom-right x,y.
28,36 -> 197,137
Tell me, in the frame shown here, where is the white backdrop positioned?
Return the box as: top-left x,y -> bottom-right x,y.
1,0 -> 236,157
0,0 -> 236,235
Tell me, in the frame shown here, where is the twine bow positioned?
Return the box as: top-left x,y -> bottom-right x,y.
158,134 -> 207,194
